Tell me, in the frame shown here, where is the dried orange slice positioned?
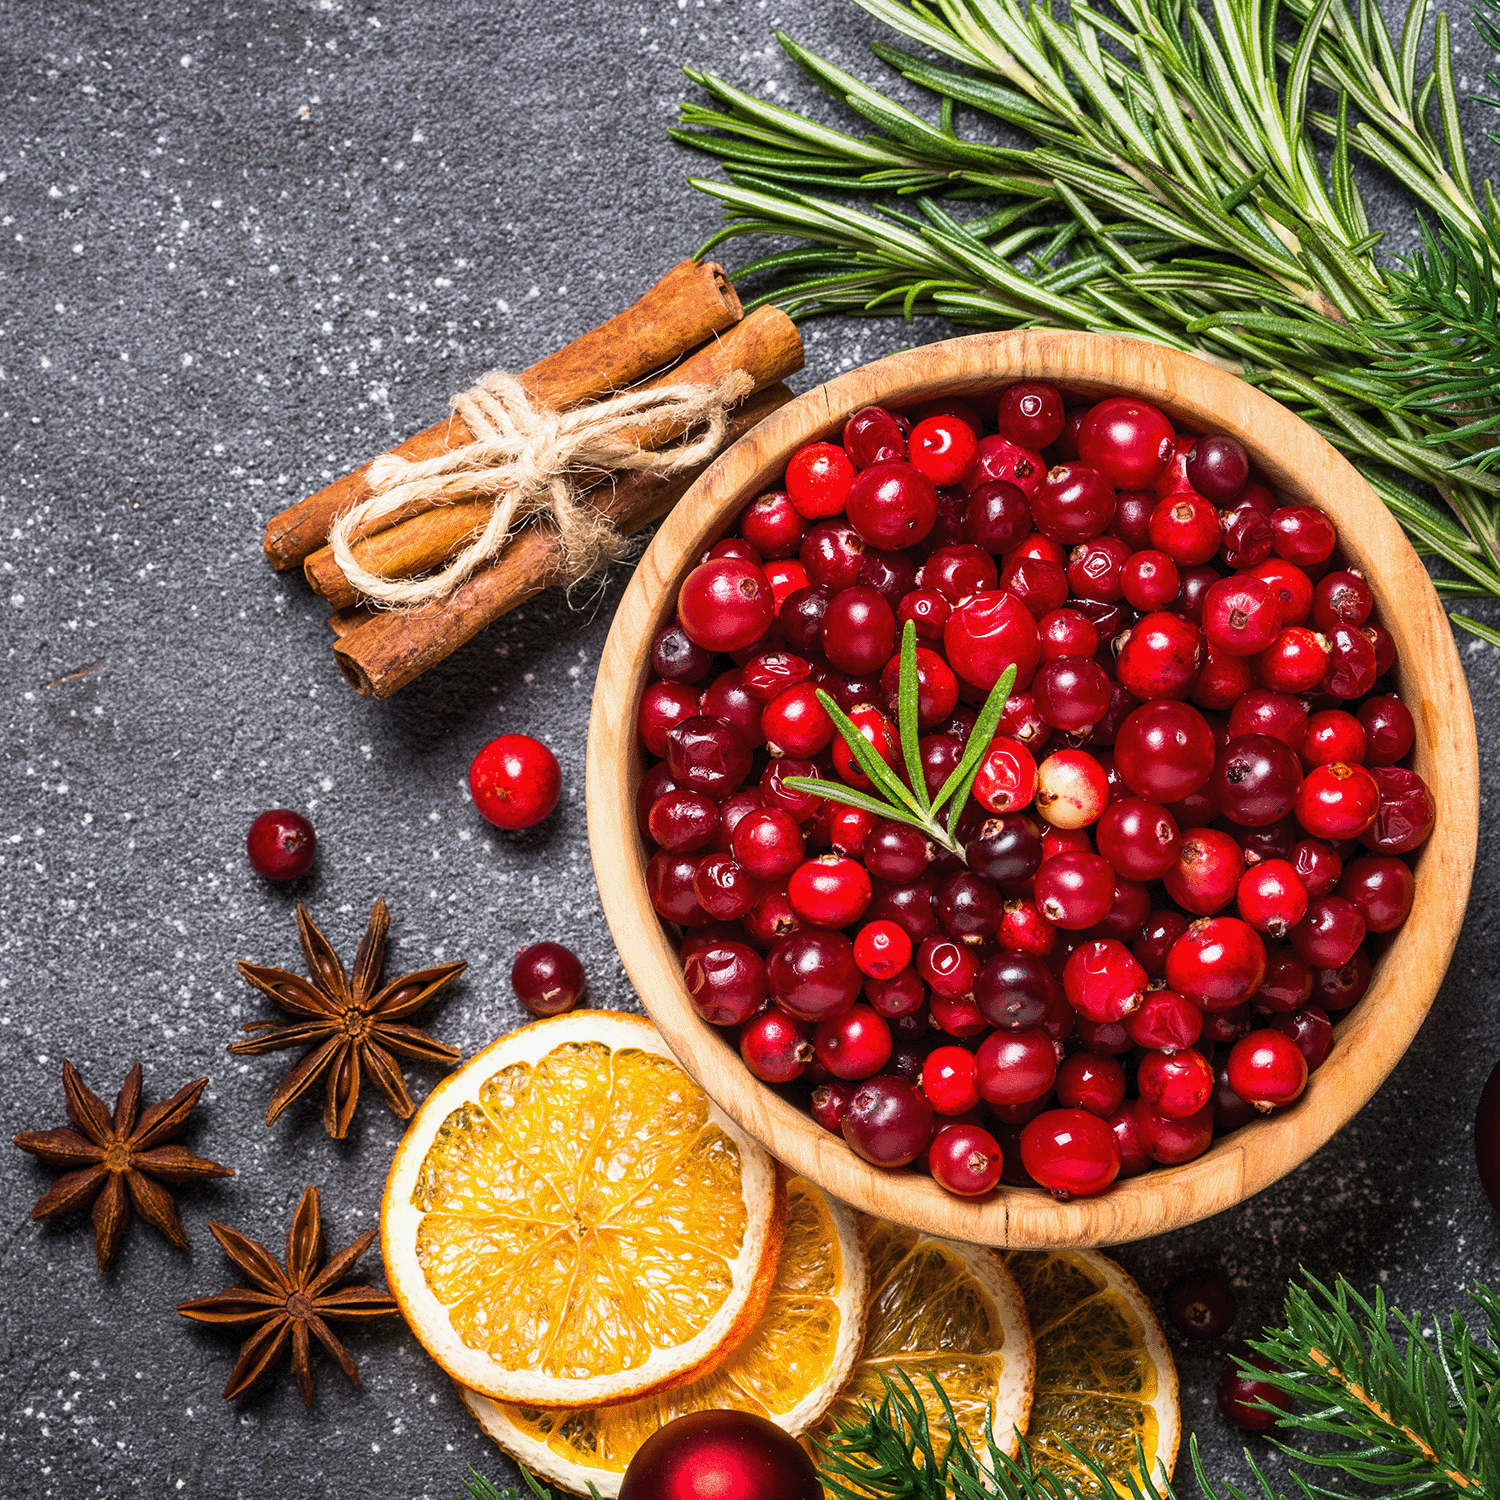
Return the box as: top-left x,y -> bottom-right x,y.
381,1010 -> 784,1407
1004,1248 -> 1179,1494
810,1217 -> 1034,1484
463,1175 -> 866,1496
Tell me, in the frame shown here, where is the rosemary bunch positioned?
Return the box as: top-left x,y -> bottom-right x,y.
673,0 -> 1500,628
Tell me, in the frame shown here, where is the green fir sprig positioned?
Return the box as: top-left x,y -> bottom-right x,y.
673,0 -> 1500,631
782,618 -> 1015,860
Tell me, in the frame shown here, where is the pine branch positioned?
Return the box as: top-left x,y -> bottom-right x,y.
459,1470 -> 560,1500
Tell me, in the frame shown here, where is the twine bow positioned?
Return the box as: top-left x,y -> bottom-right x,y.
328,366 -> 755,606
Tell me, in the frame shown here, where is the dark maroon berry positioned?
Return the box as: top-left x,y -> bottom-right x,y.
1167,1266 -> 1238,1339
511,941 -> 586,1017
247,809 -> 317,882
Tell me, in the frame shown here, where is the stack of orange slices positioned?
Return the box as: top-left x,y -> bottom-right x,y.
381,1010 -> 1179,1497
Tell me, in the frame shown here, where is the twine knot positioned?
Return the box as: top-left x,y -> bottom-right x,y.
328,366 -> 755,606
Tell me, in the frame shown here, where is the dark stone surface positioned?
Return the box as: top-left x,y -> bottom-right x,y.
1,2 -> 1497,1497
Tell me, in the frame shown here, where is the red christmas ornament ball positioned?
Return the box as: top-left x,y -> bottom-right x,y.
617,1411 -> 824,1500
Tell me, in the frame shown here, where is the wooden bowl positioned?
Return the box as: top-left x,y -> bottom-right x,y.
585,331 -> 1478,1247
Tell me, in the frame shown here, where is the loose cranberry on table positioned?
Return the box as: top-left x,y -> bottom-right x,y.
511,941 -> 586,1017
469,734 -> 561,829
631,385 -> 1432,1202
1217,1356 -> 1291,1431
247,809 -> 316,882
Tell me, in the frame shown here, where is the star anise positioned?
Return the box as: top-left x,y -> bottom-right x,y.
13,1060 -> 234,1271
231,898 -> 463,1139
178,1185 -> 398,1405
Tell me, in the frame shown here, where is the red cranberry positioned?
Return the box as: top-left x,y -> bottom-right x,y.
846,460 -> 939,550
916,935 -> 978,1000
1273,1004 -> 1334,1073
865,822 -> 934,883
1249,557 -> 1314,624
1109,490 -> 1157,550
864,966 -> 925,1018
1218,1356 -> 1292,1431
744,888 -> 800,948
1154,435 -> 1195,497
1115,611 -> 1204,701
897,587 -> 953,643
1270,505 -> 1336,565
1290,895 -> 1366,968
1291,838 -> 1342,897
1255,626 -> 1331,693
1125,987 -> 1202,1051
1316,948 -> 1372,1010
1114,701 -> 1215,802
1135,1099 -> 1214,1164
787,855 -> 872,930
1135,909 -> 1190,978
1120,549 -> 1181,612
813,1004 -> 893,1080
1167,1266 -> 1239,1339
707,537 -> 762,565
963,434 -> 1047,497
649,789 -> 719,853
1166,916 -> 1267,1009
1210,734 -> 1303,828
1063,938 -> 1147,1022
1227,1028 -> 1308,1109
730,806 -> 805,881
701,667 -> 768,748
1202,576 -> 1281,657
1137,1046 -> 1215,1118
909,416 -> 979,487
799,522 -> 865,591
246,809 -> 317,881
1150,494 -> 1222,566
1225,691 -> 1306,752
1108,1102 -> 1154,1177
677,557 -> 775,652
974,952 -> 1057,1033
1055,1052 -> 1127,1116
1037,608 -> 1101,662
740,652 -> 814,703
666,717 -> 752,798
940,590 -> 1041,691
1312,569 -> 1373,630
810,1080 -> 855,1133
819,585 -> 895,675
470,734 -> 562,829
830,705 -> 900,793
965,480 -> 1032,554
1357,694 -> 1415,765
786,440 -> 855,519
778,584 -> 830,656
738,1007 -> 812,1082
647,851 -> 708,926
1303,709 -> 1367,768
1337,855 -> 1414,932
637,680 -> 701,757
868,879 -> 940,944
1078,397 -> 1174,488
1036,851 -> 1116,929
933,872 -> 1003,943
1186,435 -> 1249,502
1020,1108 -> 1122,1198
763,559 -> 810,609
1034,749 -> 1110,829
1253,944 -> 1315,1013
503,941 -> 584,1019
1219,507 -> 1274,570
879,646 -> 959,730
1359,766 -> 1434,853
1094,798 -> 1179,881
921,1045 -> 981,1116
1212,1055 -> 1258,1132
1164,828 -> 1245,915
766,930 -> 862,1021
1294,761 -> 1380,839
682,940 -> 766,1027
921,543 -> 998,603
928,989 -> 987,1038
841,1075 -> 934,1166
997,382 -> 1065,448
844,406 -> 907,467
852,918 -> 913,980
758,757 -> 819,823
976,1029 -> 1060,1108
1236,859 -> 1309,938
761,685 -> 834,759
1032,463 -> 1117,543
740,490 -> 806,558
651,621 -> 715,683
693,854 -> 756,921
1321,623 -> 1378,700
928,1122 -> 1005,1195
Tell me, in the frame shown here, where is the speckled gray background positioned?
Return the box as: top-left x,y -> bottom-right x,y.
1,1 -> 1498,1496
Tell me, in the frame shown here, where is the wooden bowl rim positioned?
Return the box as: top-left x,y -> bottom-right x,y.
586,329 -> 1478,1247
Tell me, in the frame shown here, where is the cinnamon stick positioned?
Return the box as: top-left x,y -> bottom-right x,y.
263,259 -> 743,571
303,306 -> 804,611
332,382 -> 797,699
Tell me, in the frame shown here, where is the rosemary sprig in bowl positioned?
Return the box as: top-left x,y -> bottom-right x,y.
784,619 -> 1016,861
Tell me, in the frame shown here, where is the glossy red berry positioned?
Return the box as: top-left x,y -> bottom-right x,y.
964,433 -> 1047,497
680,941 -> 763,1027
1236,859 -> 1309,938
1202,575 -> 1281,656
853,918 -> 914,980
1218,1357 -> 1292,1432
1337,854 -> 1414,933
1186,435 -> 1249,502
1164,828 -> 1245,916
728,806 -> 803,881
944,589 -> 1042,691
922,1045 -> 982,1115
1270,505 -> 1336,565
1063,939 -> 1147,1023
1036,851 -> 1116,929
739,1007 -> 813,1082
909,416 -> 979,487
788,854 -> 873,930
470,734 -> 562,829
1226,1028 -> 1308,1110
965,481 -> 1033,555
1149,494 -> 1222,565
637,680 -> 702,757
916,935 -> 979,999
1302,710 -> 1367,768
651,620 -> 715,683
510,941 -> 587,1018
1120,549 -> 1181,612
1289,895 -> 1366,968
1357,694 -> 1415,766
935,871 -> 1004,943
1097,798 -> 1180,881
928,1122 -> 1005,1195
814,1004 -> 893,1080
844,406 -> 907,467
1125,988 -> 1203,1051
1139,1046 -> 1216,1119
1115,702 -> 1216,802
667,717 -> 752,799
1115,612 -> 1204,702
1273,1004 -> 1335,1073
1032,463 -> 1117,543
786,441 -> 855,519
1249,557 -> 1314,624
841,1075 -> 934,1166
767,930 -> 863,1021
1166,916 -> 1267,1010
846,460 -> 940,550
1360,766 -> 1435,853
740,490 -> 806,559
997,382 -> 1065,448
1210,734 -> 1303,828
1254,626 -> 1331,693
1078,397 -> 1175,488
761,685 -> 835,759
974,951 -> 1058,1032
678,557 -> 776,652
1055,1052 -> 1127,1117
975,1028 -> 1059,1108
246,809 -> 317,881
1294,761 -> 1381,839
693,854 -> 756,921
1020,1108 -> 1122,1198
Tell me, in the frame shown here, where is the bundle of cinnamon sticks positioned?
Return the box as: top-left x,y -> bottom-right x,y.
262,260 -> 804,697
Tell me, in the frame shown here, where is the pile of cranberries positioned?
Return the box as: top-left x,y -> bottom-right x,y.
633,383 -> 1434,1201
